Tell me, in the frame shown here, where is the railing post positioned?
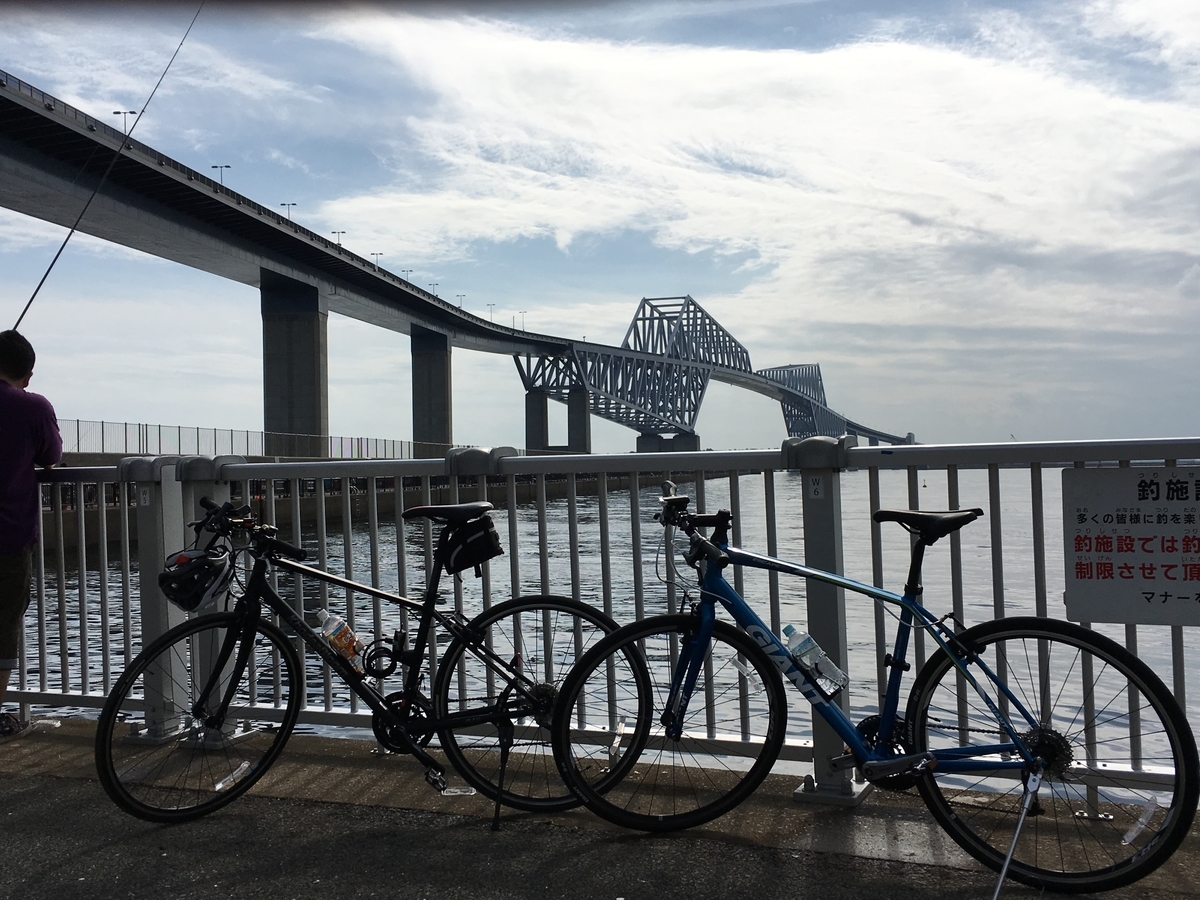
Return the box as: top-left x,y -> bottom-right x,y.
177,456 -> 244,524
179,455 -> 247,728
118,455 -> 186,737
120,457 -> 186,646
783,435 -> 871,806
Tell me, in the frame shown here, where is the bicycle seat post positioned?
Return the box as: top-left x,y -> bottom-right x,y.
904,540 -> 928,597
423,526 -> 451,604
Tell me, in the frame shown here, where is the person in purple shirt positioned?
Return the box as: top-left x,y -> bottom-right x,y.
0,330 -> 61,742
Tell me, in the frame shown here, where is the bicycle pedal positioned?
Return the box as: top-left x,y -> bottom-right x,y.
828,753 -> 856,772
440,786 -> 477,797
424,768 -> 448,792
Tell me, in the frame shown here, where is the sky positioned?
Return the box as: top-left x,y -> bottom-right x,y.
1,0 -> 1198,453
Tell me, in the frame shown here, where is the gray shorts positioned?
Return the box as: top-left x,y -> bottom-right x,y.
0,549 -> 33,670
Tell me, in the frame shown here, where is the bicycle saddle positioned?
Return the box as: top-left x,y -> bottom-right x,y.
873,508 -> 984,544
402,502 -> 494,525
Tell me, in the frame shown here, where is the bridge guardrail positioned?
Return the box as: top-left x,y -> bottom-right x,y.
16,437 -> 1200,797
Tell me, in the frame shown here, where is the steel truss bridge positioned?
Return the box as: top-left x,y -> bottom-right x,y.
0,68 -> 909,452
516,296 -> 911,448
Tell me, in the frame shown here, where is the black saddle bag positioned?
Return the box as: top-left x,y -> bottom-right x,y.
442,515 -> 503,576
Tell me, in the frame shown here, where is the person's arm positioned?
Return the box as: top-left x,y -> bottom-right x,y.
35,398 -> 63,469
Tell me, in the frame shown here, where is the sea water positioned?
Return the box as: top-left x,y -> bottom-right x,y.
25,468 -> 1200,739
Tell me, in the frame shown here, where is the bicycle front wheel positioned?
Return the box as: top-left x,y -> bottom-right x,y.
95,613 -> 302,823
432,595 -> 618,812
553,614 -> 787,832
907,616 -> 1199,893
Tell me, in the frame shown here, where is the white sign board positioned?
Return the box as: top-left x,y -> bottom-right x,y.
1062,467 -> 1200,625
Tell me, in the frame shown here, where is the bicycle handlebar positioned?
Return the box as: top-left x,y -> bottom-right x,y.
196,496 -> 307,561
658,482 -> 730,569
260,535 -> 307,561
686,532 -> 730,569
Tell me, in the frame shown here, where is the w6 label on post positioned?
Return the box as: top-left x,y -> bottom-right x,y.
1062,467 -> 1200,625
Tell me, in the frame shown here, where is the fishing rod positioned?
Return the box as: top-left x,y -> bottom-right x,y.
12,0 -> 206,330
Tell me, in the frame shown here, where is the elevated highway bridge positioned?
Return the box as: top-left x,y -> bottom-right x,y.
0,68 -> 910,455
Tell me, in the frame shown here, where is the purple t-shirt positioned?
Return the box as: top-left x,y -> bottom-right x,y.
0,381 -> 62,554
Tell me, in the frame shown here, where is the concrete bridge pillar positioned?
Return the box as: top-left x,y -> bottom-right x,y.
525,391 -> 550,453
523,390 -> 591,454
260,270 -> 328,457
412,324 -> 453,458
567,388 -> 591,454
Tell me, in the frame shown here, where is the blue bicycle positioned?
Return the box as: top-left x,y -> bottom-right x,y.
552,483 -> 1199,893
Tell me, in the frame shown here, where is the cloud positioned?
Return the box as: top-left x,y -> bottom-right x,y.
267,149 -> 312,174
1179,263 -> 1200,299
310,7 -> 1200,441
6,3 -> 1200,446
0,209 -> 65,252
0,9 -> 320,144
309,13 -> 1200,334
1085,0 -> 1200,85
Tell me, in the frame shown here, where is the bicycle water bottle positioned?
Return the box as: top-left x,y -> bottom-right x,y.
782,624 -> 848,697
317,608 -> 365,672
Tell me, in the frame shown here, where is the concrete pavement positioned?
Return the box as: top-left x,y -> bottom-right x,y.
1,718 -> 1197,900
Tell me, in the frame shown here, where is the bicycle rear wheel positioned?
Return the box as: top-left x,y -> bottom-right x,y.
908,616 -> 1199,893
432,595 -> 618,812
553,613 -> 787,831
95,613 -> 302,823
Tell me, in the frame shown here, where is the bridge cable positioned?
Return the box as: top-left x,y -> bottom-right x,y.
13,0 -> 206,330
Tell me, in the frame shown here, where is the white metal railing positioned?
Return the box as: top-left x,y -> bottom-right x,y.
19,437 -> 1200,775
56,417 -> 438,460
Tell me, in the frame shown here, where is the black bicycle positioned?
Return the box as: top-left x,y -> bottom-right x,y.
95,497 -> 617,823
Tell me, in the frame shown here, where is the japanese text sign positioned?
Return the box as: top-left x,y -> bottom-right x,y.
1063,467 -> 1200,625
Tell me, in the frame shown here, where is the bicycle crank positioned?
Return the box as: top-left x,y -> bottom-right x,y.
860,751 -> 936,784
372,692 -> 434,753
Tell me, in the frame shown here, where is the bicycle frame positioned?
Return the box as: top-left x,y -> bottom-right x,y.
199,547 -> 551,772
674,541 -> 1044,775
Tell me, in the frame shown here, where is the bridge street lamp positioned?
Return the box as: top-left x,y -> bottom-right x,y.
112,110 -> 136,134
371,253 -> 384,268
456,294 -> 465,308
428,283 -> 439,297
280,202 -> 296,220
487,303 -> 495,322
331,231 -> 345,246
519,310 -> 527,330
401,269 -> 414,282
211,164 -> 230,185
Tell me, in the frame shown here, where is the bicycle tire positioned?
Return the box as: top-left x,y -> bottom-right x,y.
553,613 -> 787,831
95,613 -> 302,823
907,616 -> 1199,893
432,594 -> 619,812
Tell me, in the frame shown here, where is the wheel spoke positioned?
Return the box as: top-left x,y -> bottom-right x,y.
909,617 -> 1198,892
433,595 -> 616,812
553,614 -> 786,832
96,615 -> 301,822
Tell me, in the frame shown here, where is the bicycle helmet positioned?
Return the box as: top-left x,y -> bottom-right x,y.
158,547 -> 233,612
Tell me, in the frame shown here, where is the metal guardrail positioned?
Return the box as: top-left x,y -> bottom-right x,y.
56,418 -> 438,460
16,437 -> 1200,785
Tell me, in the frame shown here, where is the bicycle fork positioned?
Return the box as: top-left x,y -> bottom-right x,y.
661,605 -> 716,739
